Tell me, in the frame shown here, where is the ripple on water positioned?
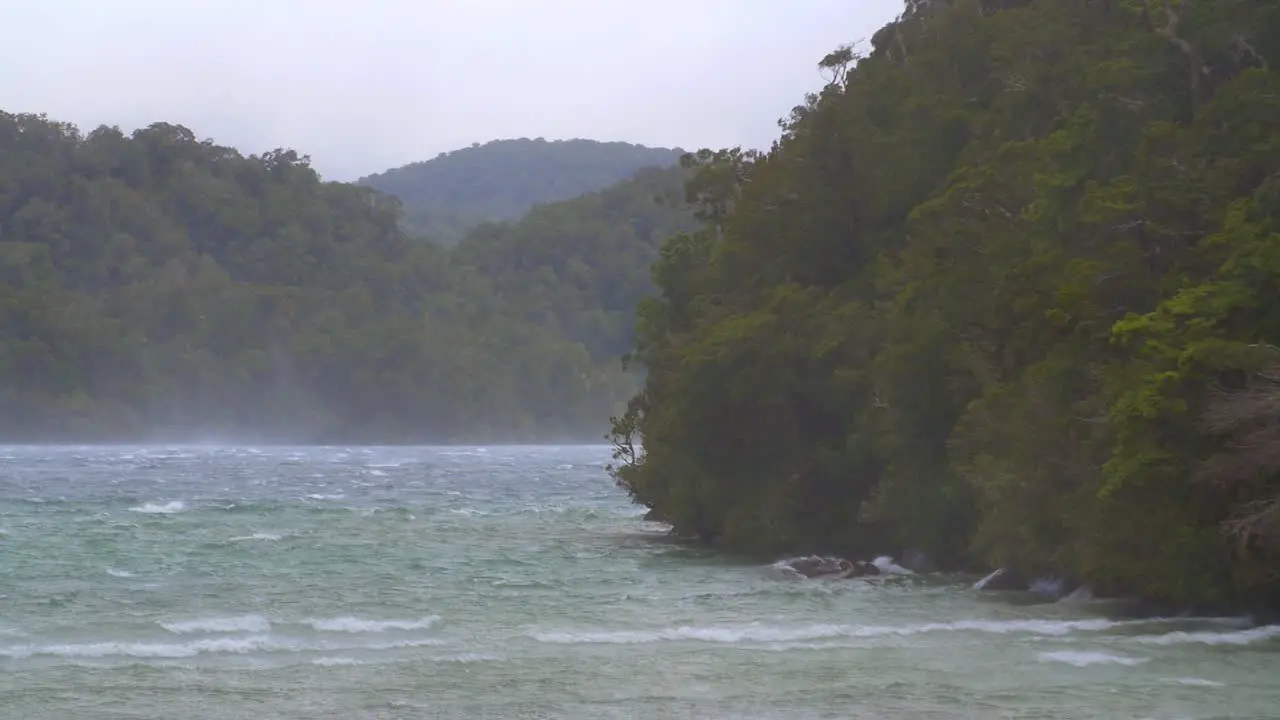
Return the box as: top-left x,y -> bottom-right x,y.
0,444 -> 1277,720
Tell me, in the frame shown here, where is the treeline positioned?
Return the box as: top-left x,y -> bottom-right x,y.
359,138 -> 682,245
610,0 -> 1280,610
0,114 -> 693,442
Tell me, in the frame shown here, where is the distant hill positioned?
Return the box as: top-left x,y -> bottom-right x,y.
359,138 -> 683,245
453,163 -> 700,362
0,113 -> 692,443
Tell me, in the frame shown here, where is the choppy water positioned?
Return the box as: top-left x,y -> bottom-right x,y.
1,445 -> 1277,719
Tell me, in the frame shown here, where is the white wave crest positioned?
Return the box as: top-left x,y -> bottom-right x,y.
1165,677 -> 1226,687
1132,624 -> 1280,647
1038,650 -> 1148,667
229,532 -> 283,542
312,656 -> 364,666
529,617 -> 1133,645
307,616 -> 441,633
364,637 -> 447,650
129,501 -> 187,514
871,556 -> 914,575
160,615 -> 271,634
105,568 -> 134,578
1,634 -> 285,659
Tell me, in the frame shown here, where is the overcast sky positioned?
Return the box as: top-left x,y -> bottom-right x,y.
2,1 -> 903,181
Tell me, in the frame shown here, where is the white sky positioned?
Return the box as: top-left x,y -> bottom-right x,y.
1,1 -> 903,180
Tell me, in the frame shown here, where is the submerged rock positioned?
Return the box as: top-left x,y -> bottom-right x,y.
852,560 -> 881,577
974,567 -> 1027,591
773,556 -> 886,580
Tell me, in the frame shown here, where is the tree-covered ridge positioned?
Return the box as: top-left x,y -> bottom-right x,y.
0,114 -> 691,443
454,164 -> 698,361
359,138 -> 683,245
610,0 -> 1280,611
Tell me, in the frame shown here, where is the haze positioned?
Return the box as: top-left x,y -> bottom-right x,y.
1,0 -> 902,180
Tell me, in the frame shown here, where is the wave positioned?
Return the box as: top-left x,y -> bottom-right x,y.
0,634 -> 287,659
1131,625 -> 1280,647
228,532 -> 284,542
362,637 -> 447,650
3,632 -> 446,662
1038,650 -> 1149,667
529,617 -> 1137,645
306,616 -> 441,633
154,614 -> 444,635
310,649 -> 487,668
312,656 -> 364,666
129,500 -> 187,514
533,615 -> 1274,647
1165,677 -> 1226,687
160,615 -> 271,634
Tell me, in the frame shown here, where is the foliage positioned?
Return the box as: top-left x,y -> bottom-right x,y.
0,116 -> 691,443
611,0 -> 1280,609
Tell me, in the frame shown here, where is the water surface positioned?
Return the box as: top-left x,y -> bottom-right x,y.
1,445 -> 1276,718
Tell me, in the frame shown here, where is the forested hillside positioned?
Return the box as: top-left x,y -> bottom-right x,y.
0,114 -> 690,442
454,165 -> 697,361
359,138 -> 682,245
610,0 -> 1280,611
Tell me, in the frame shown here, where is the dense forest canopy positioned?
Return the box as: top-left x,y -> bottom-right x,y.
610,0 -> 1280,611
0,115 -> 692,442
359,138 -> 683,245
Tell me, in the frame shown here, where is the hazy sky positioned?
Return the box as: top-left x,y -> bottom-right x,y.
2,1 -> 902,181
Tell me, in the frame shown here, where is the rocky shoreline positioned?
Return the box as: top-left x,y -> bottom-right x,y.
770,554 -> 1278,625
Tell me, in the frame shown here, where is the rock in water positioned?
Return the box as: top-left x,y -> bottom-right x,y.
854,560 -> 881,577
783,555 -> 848,578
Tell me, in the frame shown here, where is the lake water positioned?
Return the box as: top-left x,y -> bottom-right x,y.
1,445 -> 1276,719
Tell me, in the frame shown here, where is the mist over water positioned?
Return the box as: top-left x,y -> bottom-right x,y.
1,445 -> 1276,719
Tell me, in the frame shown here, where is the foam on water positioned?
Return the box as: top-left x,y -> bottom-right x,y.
1166,677 -> 1226,687
311,656 -> 364,666
1037,650 -> 1149,667
129,500 -> 187,514
1,634 -> 286,659
228,532 -> 284,542
304,493 -> 345,500
3,444 -> 1278,720
306,616 -> 441,633
1132,624 -> 1280,646
529,617 -> 1169,645
161,616 -> 272,634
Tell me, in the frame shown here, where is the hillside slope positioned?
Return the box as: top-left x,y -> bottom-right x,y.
610,0 -> 1280,612
0,113 -> 697,443
359,138 -> 682,245
453,164 -> 699,361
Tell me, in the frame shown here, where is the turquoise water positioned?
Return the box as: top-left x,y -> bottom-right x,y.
1,445 -> 1277,719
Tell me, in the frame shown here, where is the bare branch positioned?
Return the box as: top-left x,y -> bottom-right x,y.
1145,0 -> 1207,101
1223,498 -> 1280,555
1234,35 -> 1269,72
